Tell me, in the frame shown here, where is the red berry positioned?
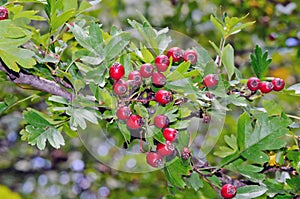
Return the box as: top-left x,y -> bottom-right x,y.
247,77 -> 261,91
157,142 -> 174,156
259,81 -> 273,93
203,74 -> 218,88
116,106 -> 132,120
167,47 -> 183,62
155,90 -> 172,105
221,184 -> 236,199
163,128 -> 178,142
0,7 -> 8,20
183,50 -> 197,65
128,71 -> 142,86
155,55 -> 170,72
271,78 -> 285,91
146,152 -> 163,168
126,114 -> 143,129
113,79 -> 128,95
109,62 -> 125,80
154,114 -> 169,128
140,63 -> 154,78
152,72 -> 166,86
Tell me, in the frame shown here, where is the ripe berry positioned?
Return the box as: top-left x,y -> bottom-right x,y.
128,71 -> 142,86
140,63 -> 154,78
183,50 -> 197,65
221,184 -> 237,199
152,72 -> 166,86
155,55 -> 170,72
155,90 -> 172,105
167,47 -> 183,62
113,79 -> 128,95
163,128 -> 178,142
146,152 -> 163,168
154,114 -> 169,128
271,78 -> 285,91
126,114 -> 143,129
109,62 -> 125,80
116,106 -> 132,120
203,74 -> 218,88
157,142 -> 174,156
259,81 -> 273,93
0,7 -> 8,20
247,77 -> 261,91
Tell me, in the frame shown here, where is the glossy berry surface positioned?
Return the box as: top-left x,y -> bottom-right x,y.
109,62 -> 125,80
167,47 -> 183,62
163,128 -> 178,142
155,55 -> 170,72
126,114 -> 143,129
113,79 -> 128,95
247,77 -> 261,91
221,184 -> 237,199
0,7 -> 8,20
140,63 -> 154,78
128,71 -> 142,86
155,90 -> 172,105
259,81 -> 273,93
183,50 -> 197,65
116,106 -> 132,120
152,72 -> 166,86
203,74 -> 218,88
157,142 -> 174,156
272,78 -> 285,91
146,152 -> 162,168
154,114 -> 169,128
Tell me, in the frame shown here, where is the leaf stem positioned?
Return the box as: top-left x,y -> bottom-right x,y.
4,94 -> 40,113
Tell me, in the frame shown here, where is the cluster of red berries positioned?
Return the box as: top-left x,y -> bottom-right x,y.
0,7 -> 8,20
247,77 -> 285,93
221,184 -> 237,199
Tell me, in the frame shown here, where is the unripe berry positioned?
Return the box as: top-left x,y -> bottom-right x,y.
155,90 -> 172,105
126,114 -> 143,129
271,78 -> 285,91
247,77 -> 260,91
152,72 -> 166,86
203,114 -> 211,123
116,106 -> 132,120
203,74 -> 218,88
146,152 -> 163,168
140,63 -> 154,78
167,47 -> 183,62
163,128 -> 178,142
183,50 -> 197,65
154,114 -> 169,128
157,142 -> 174,156
259,81 -> 273,93
109,62 -> 125,80
155,55 -> 170,72
181,147 -> 191,160
113,79 -> 128,95
221,184 -> 237,199
128,71 -> 142,86
0,7 -> 8,20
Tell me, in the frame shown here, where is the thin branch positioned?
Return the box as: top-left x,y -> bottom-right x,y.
0,61 -> 74,101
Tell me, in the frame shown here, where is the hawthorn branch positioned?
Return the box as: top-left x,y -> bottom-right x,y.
0,61 -> 74,101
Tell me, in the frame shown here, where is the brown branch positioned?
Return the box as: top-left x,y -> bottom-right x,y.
0,61 -> 74,101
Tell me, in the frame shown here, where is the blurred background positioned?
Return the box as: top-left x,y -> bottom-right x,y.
0,0 -> 299,198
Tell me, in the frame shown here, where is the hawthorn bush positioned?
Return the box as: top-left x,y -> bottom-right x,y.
0,1 -> 299,199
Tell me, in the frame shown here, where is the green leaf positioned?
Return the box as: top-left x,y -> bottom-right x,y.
214,134 -> 238,158
23,108 -> 52,127
167,61 -> 190,81
224,14 -> 255,36
185,172 -> 203,191
286,177 -> 300,193
134,103 -> 149,119
235,185 -> 267,199
250,45 -> 272,78
210,15 -> 225,36
262,100 -> 283,116
237,112 -> 251,151
48,96 -> 70,105
286,83 -> 300,95
0,102 -> 8,114
104,32 -> 130,61
51,9 -> 75,32
67,107 -> 99,129
222,44 -> 235,79
165,78 -> 198,94
164,157 -> 192,188
117,123 -> 131,143
170,120 -> 190,130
